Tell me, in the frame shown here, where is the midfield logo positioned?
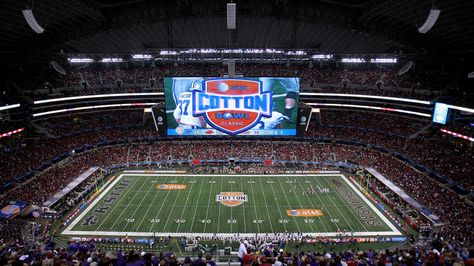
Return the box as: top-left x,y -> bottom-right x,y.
192,79 -> 272,135
216,192 -> 248,207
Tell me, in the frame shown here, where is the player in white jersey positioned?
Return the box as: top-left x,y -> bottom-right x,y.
173,82 -> 207,129
259,77 -> 299,121
251,111 -> 285,130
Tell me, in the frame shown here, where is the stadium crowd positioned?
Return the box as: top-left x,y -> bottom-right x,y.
1,63 -> 473,265
21,63 -> 451,101
0,225 -> 473,266
1,140 -> 473,245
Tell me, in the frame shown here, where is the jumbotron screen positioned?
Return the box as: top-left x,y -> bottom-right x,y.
164,77 -> 300,136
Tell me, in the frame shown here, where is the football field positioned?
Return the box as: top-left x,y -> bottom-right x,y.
63,172 -> 402,237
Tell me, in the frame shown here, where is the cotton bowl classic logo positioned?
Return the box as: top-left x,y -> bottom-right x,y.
192,78 -> 272,135
216,192 -> 248,207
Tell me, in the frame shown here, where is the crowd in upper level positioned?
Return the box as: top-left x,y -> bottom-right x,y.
19,63 -> 454,102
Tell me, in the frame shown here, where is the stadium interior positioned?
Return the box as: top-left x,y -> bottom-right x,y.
0,0 -> 473,265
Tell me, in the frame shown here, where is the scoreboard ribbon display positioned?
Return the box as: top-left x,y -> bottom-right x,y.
164,77 -> 300,136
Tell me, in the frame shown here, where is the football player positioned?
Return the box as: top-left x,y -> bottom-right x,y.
251,111 -> 285,130
259,77 -> 299,121
173,79 -> 207,129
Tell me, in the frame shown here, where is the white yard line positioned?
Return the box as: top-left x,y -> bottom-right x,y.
120,176 -> 159,231
293,176 -> 330,232
216,176 -> 225,233
63,231 -> 403,237
311,175 -> 356,232
161,176 -> 188,232
275,176 -> 302,233
283,176 -> 316,233
230,177 -> 233,233
240,177 -> 247,233
63,173 -> 401,237
339,174 -> 400,235
135,176 -> 169,231
63,174 -> 127,234
107,176 -> 152,231
149,180 -> 174,232
93,176 -> 142,231
257,177 -> 275,233
176,176 -> 197,232
189,177 -> 206,233
324,176 -> 370,232
268,179 -> 287,232
202,177 -> 215,233
248,177 -> 261,233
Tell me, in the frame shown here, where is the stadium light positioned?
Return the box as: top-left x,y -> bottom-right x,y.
68,58 -> 94,63
312,54 -> 333,59
160,50 -> 178,55
22,9 -> 44,34
341,58 -> 365,63
173,48 -> 298,55
101,58 -> 123,63
0,128 -> 25,139
440,129 -> 474,142
398,61 -> 414,76
132,54 -> 152,60
181,49 -> 198,54
0,103 -> 20,111
227,3 -> 236,29
445,104 -> 474,113
418,9 -> 441,34
370,58 -> 397,64
33,103 -> 159,117
50,61 -> 66,75
299,93 -> 431,105
200,49 -> 219,54
265,49 -> 284,54
34,93 -> 164,104
287,51 -> 306,55
306,103 -> 431,117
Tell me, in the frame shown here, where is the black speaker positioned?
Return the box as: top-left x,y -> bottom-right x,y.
151,103 -> 168,137
297,103 -> 312,137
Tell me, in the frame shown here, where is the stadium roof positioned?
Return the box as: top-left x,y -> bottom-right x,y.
0,0 -> 473,69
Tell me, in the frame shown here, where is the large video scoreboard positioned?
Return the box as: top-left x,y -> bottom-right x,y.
163,77 -> 300,136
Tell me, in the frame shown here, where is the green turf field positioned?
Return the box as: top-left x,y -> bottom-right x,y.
62,173 -> 402,237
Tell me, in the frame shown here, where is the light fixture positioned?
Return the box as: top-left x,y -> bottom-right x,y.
68,58 -> 94,63
370,58 -> 397,63
132,54 -> 153,59
418,9 -> 441,34
22,9 -> 45,34
50,61 -> 66,75
227,3 -> 236,29
398,61 -> 414,76
341,58 -> 365,63
101,58 -> 123,63
312,54 -> 333,59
